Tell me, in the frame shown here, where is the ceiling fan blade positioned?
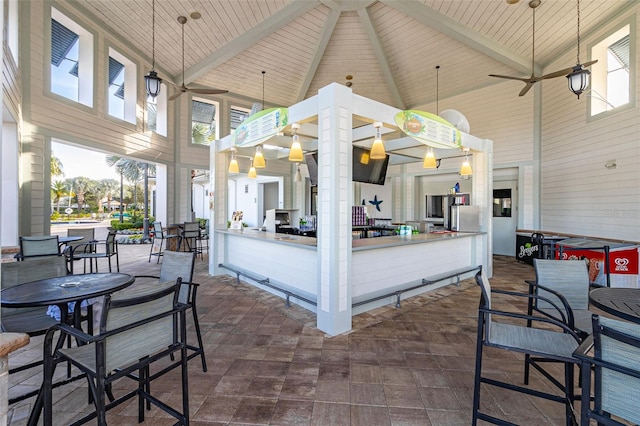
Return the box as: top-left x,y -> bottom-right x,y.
489,74 -> 530,82
519,82 -> 535,97
582,59 -> 598,68
189,88 -> 229,95
168,91 -> 184,101
540,67 -> 575,80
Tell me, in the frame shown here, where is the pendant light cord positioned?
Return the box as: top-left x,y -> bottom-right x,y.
435,65 -> 440,115
576,0 -> 581,64
151,0 -> 156,70
262,70 -> 266,110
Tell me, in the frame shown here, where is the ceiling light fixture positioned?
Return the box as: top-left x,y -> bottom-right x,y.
144,0 -> 162,98
228,148 -> 239,174
253,71 -> 267,167
253,145 -> 266,168
424,66 -> 440,169
294,164 -> 302,182
248,160 -> 257,178
370,122 -> 386,160
289,123 -> 303,162
567,0 -> 591,98
460,148 -> 473,176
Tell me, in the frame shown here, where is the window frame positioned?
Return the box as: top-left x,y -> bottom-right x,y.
190,97 -> 220,146
588,17 -> 636,120
107,46 -> 137,125
147,82 -> 168,136
48,6 -> 95,109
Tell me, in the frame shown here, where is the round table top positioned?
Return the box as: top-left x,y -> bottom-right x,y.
0,273 -> 135,308
590,287 -> 640,324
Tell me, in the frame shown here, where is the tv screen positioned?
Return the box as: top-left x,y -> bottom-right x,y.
305,152 -> 319,186
352,146 -> 389,186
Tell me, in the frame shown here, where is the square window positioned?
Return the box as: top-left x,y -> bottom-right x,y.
192,99 -> 219,145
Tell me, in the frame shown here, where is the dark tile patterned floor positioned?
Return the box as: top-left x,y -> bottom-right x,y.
7,247 -> 583,425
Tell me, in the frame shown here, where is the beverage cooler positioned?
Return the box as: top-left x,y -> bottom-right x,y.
556,238 -> 640,288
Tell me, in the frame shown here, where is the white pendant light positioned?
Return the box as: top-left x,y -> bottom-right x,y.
289,123 -> 303,162
228,148 -> 239,174
294,164 -> 302,182
253,145 -> 266,168
370,122 -> 386,160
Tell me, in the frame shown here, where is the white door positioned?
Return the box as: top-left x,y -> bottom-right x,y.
492,181 -> 517,256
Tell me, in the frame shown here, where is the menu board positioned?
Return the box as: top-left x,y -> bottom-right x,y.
394,110 -> 461,149
231,107 -> 288,148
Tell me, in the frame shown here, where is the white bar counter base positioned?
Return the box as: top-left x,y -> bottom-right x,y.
217,228 -> 483,326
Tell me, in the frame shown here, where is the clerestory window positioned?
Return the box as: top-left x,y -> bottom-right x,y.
590,23 -> 634,116
191,99 -> 219,145
108,48 -> 136,124
50,7 -> 93,107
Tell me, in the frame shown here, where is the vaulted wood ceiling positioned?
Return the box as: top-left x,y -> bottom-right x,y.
75,0 -> 633,109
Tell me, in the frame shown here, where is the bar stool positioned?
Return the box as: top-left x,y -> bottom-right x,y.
149,221 -> 181,263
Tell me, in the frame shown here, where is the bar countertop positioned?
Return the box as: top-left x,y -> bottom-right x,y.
216,228 -> 483,251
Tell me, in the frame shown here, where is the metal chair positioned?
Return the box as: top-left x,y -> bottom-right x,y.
70,230 -> 119,273
65,227 -> 97,268
42,279 -> 189,426
472,267 -> 582,426
196,220 -> 209,259
181,221 -> 201,256
134,250 -> 206,372
149,221 -> 181,263
16,235 -> 60,260
575,315 -> 640,425
525,258 -> 594,384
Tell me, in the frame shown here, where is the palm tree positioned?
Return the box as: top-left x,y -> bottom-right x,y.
51,153 -> 64,177
70,177 -> 91,214
98,178 -> 119,213
51,180 -> 68,213
106,156 -> 156,208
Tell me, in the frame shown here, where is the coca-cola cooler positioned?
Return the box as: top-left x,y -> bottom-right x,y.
556,238 -> 640,288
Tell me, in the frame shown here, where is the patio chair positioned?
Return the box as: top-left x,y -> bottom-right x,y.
574,315 -> 640,425
15,235 -> 60,260
65,227 -> 97,267
42,279 -> 189,426
524,258 -> 593,384
181,221 -> 201,257
70,230 -> 119,273
472,267 -> 582,426
196,220 -> 209,259
134,250 -> 206,372
149,221 -> 181,263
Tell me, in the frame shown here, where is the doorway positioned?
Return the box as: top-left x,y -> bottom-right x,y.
492,180 -> 517,256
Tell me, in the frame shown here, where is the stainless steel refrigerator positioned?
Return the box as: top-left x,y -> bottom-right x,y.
449,205 -> 480,232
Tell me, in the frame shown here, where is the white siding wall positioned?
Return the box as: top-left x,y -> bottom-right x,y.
540,7 -> 640,242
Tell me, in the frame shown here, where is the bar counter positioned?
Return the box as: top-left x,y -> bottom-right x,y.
215,228 -> 484,324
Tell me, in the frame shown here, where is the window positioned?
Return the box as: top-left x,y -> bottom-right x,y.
147,83 -> 167,136
231,106 -> 251,132
7,0 -> 19,64
493,189 -> 512,218
590,23 -> 634,116
191,99 -> 218,145
108,48 -> 136,124
50,7 -> 93,107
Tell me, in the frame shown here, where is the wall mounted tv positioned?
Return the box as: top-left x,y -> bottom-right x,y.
305,147 -> 390,186
352,146 -> 389,186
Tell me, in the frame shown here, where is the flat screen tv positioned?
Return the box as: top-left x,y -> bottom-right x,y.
305,152 -> 319,186
352,146 -> 389,186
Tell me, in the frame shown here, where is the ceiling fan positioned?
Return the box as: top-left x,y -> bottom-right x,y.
489,0 -> 597,97
168,16 -> 228,101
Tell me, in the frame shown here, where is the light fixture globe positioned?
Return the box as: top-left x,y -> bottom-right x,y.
228,148 -> 239,174
460,160 -> 472,176
567,65 -> 590,99
145,70 -> 162,98
423,149 -> 437,169
288,124 -> 303,162
248,164 -> 257,178
369,122 -> 386,160
253,145 -> 266,168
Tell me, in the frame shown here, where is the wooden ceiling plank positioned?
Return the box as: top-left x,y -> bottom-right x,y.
182,0 -> 318,84
382,0 -> 537,75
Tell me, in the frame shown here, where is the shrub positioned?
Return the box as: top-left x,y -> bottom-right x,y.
110,221 -> 135,231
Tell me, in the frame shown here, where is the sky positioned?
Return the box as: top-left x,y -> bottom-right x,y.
51,142 -> 122,181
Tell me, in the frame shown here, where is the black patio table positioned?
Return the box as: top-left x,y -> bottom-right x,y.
1,272 -> 135,424
589,287 -> 640,324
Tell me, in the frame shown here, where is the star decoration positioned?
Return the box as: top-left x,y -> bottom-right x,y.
368,195 -> 383,212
